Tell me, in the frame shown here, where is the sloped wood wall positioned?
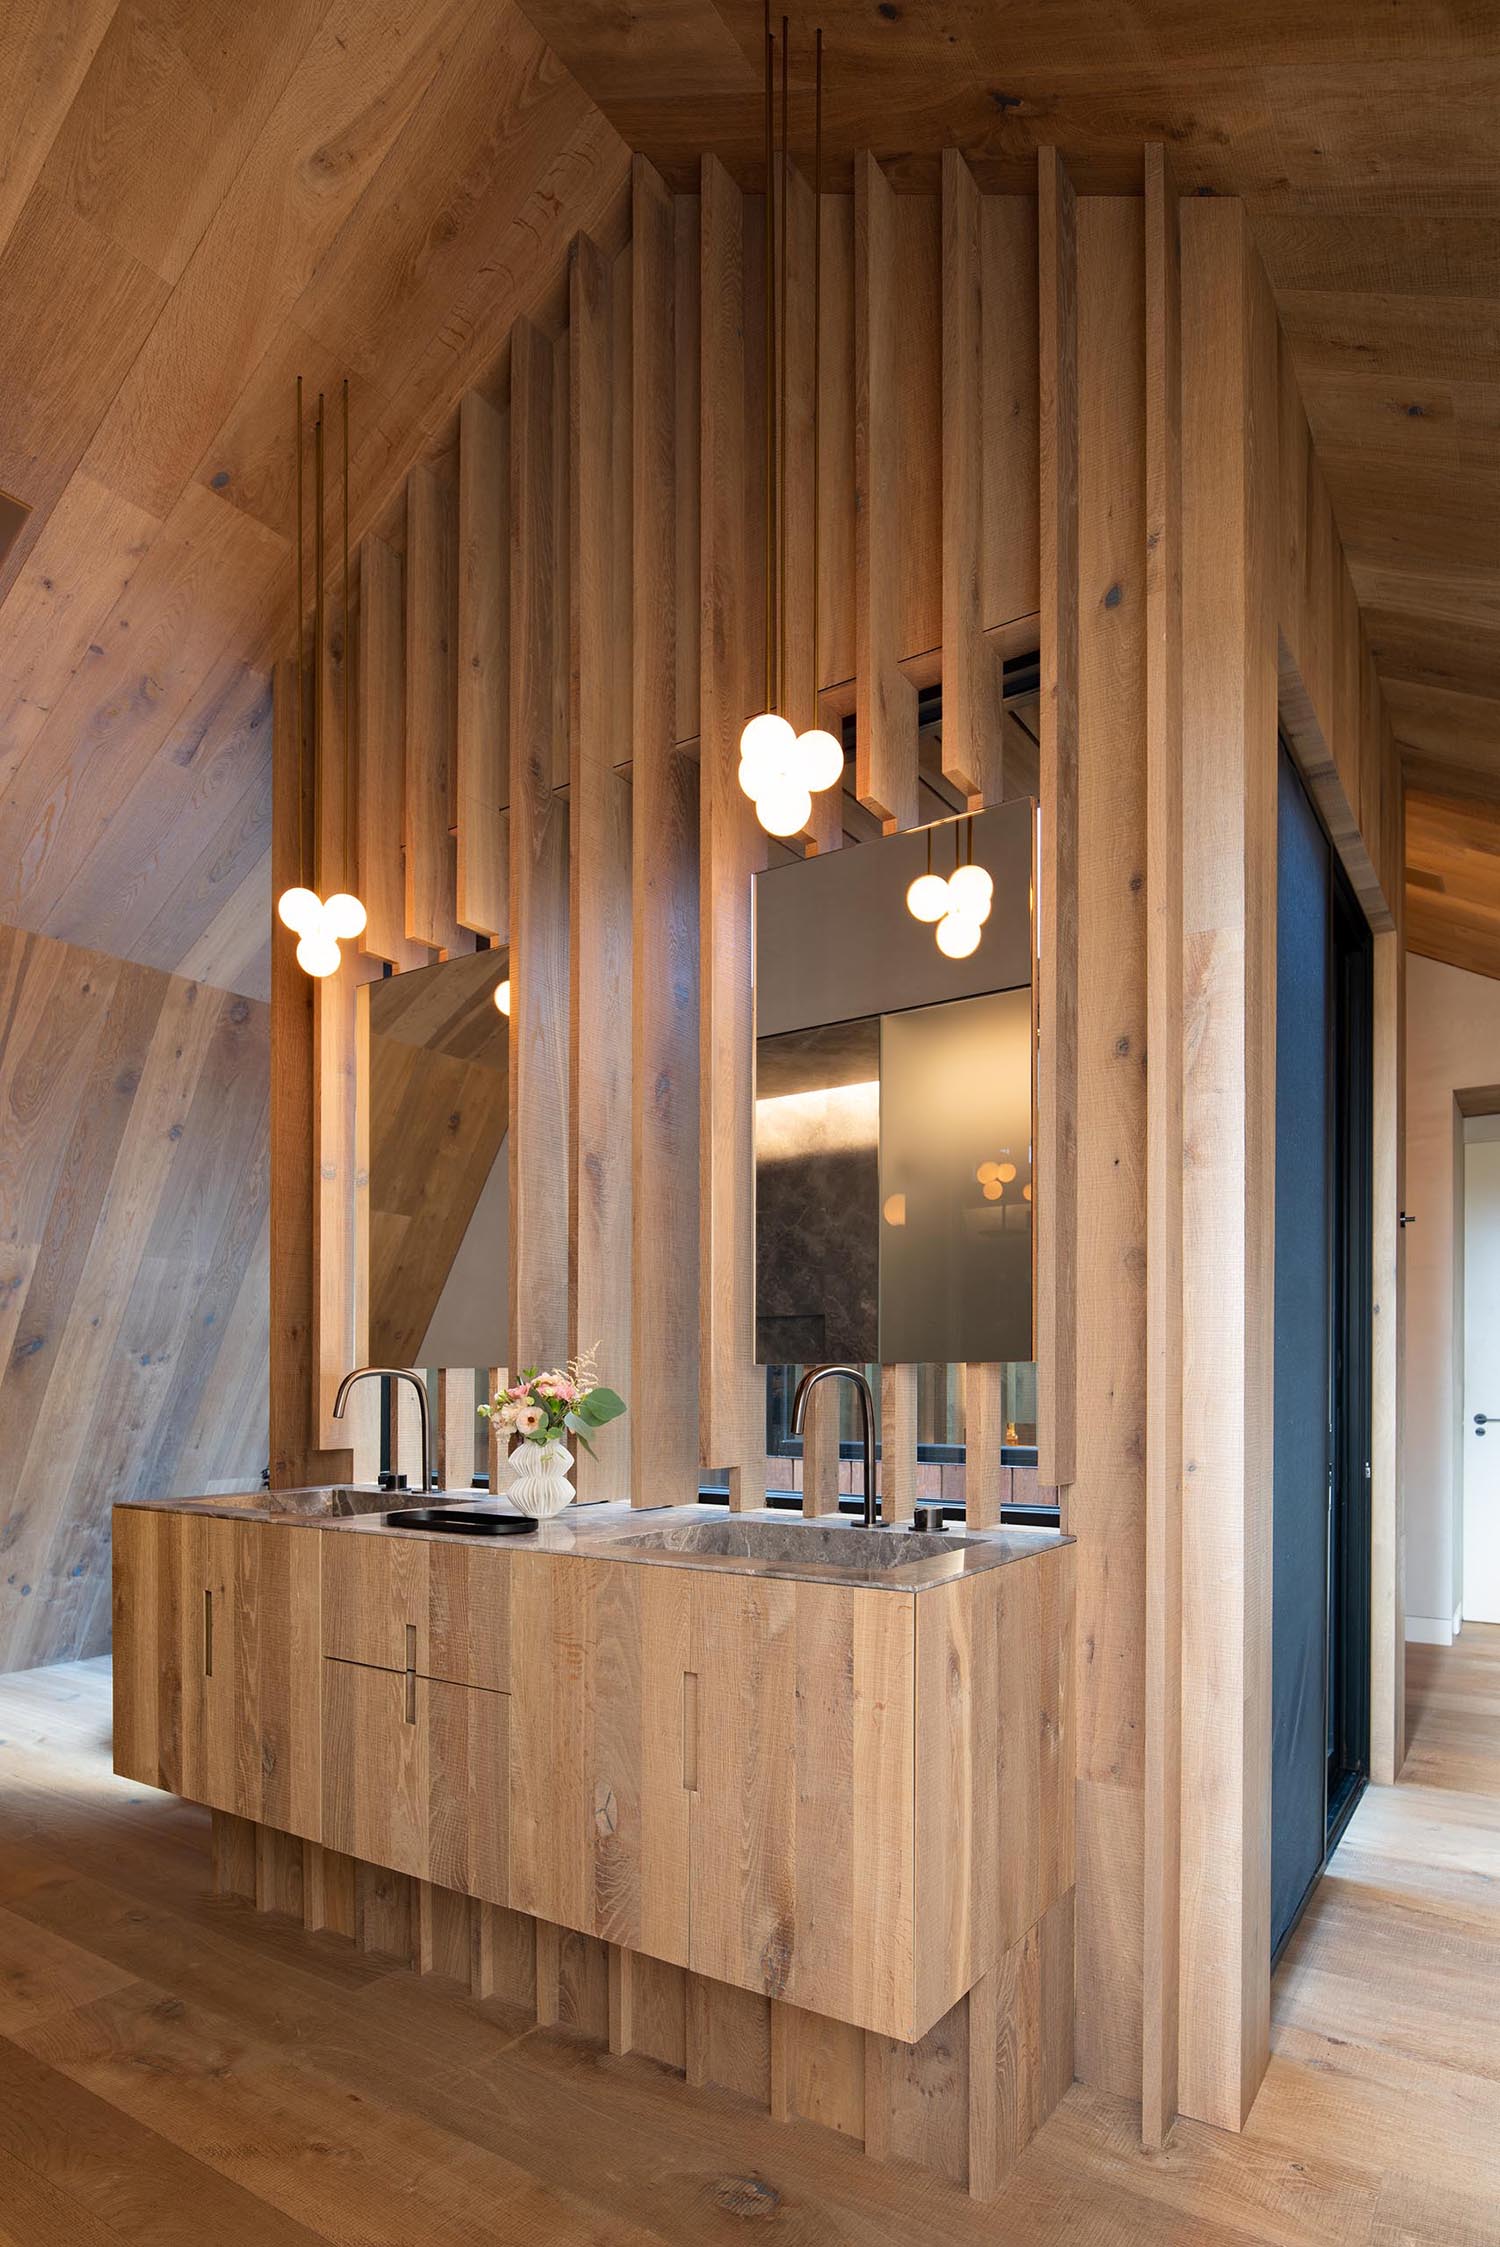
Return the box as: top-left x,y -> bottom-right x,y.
268,147 -> 1404,2149
0,922 -> 269,1671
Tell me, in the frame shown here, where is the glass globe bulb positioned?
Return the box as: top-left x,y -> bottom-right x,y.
738,711 -> 798,800
935,909 -> 981,960
493,977 -> 511,1016
322,891 -> 368,940
296,930 -> 342,979
947,862 -> 994,924
906,872 -> 951,924
796,726 -> 844,794
755,777 -> 813,838
277,885 -> 323,936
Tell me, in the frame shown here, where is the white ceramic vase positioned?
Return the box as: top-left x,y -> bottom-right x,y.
507,1436 -> 574,1518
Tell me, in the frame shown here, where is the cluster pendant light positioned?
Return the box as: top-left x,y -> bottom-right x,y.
278,375 -> 367,977
906,816 -> 994,958
738,13 -> 843,839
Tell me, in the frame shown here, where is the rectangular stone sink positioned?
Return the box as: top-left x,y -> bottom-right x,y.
607,1518 -> 976,1571
269,1485 -> 426,1519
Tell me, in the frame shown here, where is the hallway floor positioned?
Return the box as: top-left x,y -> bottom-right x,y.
0,1632 -> 1495,2245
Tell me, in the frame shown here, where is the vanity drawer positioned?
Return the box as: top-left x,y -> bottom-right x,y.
321,1656 -> 509,1903
320,1531 -> 509,1691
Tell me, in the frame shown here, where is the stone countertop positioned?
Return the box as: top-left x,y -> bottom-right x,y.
116,1490 -> 1072,1594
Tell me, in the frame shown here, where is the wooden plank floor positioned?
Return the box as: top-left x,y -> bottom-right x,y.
0,1635 -> 1495,2245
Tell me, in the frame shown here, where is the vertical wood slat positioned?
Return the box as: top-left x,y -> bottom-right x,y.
780,160 -> 841,855
962,1364 -> 1005,1529
404,465 -> 465,955
312,587 -> 365,1451
510,317 -> 571,1374
1036,145 -> 1079,1497
1073,191 -> 1149,2107
357,534 -> 428,972
879,1363 -> 917,1525
457,388 -> 509,942
1178,196 -> 1279,2134
699,155 -> 765,1493
1142,142 -> 1184,2152
942,148 -> 1003,808
569,228 -> 633,1504
632,159 -> 701,1509
854,153 -> 918,833
270,658 -> 350,1487
981,192 -> 1042,636
436,1366 -> 476,1492
1370,926 -> 1404,1786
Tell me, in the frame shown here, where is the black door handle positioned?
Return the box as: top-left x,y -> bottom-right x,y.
1475,1414 -> 1497,1434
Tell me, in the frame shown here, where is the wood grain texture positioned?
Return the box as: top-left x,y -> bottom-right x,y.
1142,140 -> 1185,2155
1071,193 -> 1149,2107
853,154 -> 918,832
1034,149 -> 1079,1500
508,318 -> 571,1375
456,387 -> 510,944
356,533 -> 429,973
0,925 -> 268,1672
403,465 -> 464,955
0,0 -> 633,1003
631,160 -> 701,1509
697,156 -> 765,1485
1178,195 -> 1279,2135
941,149 -> 1003,807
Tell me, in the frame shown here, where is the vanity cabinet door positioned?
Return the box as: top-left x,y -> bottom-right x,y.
507,1554 -> 692,1965
689,1577 -> 917,2040
321,1657 -> 509,1902
112,1509 -> 321,1835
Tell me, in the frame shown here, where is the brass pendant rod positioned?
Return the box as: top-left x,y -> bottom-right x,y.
778,14 -> 789,717
314,393 -> 325,895
342,376 -> 352,896
763,0 -> 776,713
811,26 -> 823,731
295,374 -> 307,889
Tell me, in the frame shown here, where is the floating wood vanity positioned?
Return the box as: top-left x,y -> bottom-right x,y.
113,1494 -> 1074,2196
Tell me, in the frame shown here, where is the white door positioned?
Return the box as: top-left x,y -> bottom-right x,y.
1463,1132 -> 1500,1622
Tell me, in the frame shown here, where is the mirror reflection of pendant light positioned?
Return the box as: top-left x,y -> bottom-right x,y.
278,376 -> 366,976
738,17 -> 842,838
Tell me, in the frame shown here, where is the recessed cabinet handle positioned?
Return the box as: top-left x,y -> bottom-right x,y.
404,1623 -> 417,1725
203,1588 -> 213,1678
682,1671 -> 699,1792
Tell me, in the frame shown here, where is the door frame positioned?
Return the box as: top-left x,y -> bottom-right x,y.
1454,1088 -> 1500,1628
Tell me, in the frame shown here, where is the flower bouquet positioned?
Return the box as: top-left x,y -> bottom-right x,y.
480,1347 -> 626,1516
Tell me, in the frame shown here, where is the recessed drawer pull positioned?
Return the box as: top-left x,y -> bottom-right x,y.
404,1623 -> 417,1725
682,1670 -> 699,1792
203,1588 -> 213,1678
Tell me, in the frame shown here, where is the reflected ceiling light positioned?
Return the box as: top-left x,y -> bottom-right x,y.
997,1160 -> 1016,1183
494,977 -> 511,1016
754,1077 -> 879,1160
882,1192 -> 907,1226
976,1160 -> 1002,1185
739,20 -> 843,841
907,815 -> 992,956
279,377 -> 366,977
947,860 -> 993,925
981,1178 -> 1004,1202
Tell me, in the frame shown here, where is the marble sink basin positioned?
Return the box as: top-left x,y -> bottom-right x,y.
269,1485 -> 426,1519
607,1517 -> 976,1570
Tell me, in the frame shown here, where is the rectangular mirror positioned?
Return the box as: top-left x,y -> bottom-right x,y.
364,948 -> 511,1372
754,799 -> 1035,1369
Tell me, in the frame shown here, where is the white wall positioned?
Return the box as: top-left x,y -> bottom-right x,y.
1403,954 -> 1500,1640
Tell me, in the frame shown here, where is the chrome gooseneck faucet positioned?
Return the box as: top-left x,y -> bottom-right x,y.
791,1365 -> 879,1529
333,1367 -> 437,1495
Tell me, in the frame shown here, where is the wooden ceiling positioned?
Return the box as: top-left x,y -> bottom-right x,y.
514,0 -> 1500,945
0,0 -> 629,1000
5,0 -> 1499,984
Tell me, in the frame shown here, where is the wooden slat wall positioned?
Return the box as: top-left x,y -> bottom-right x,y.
0,921 -> 270,1671
265,154 -> 1405,2151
